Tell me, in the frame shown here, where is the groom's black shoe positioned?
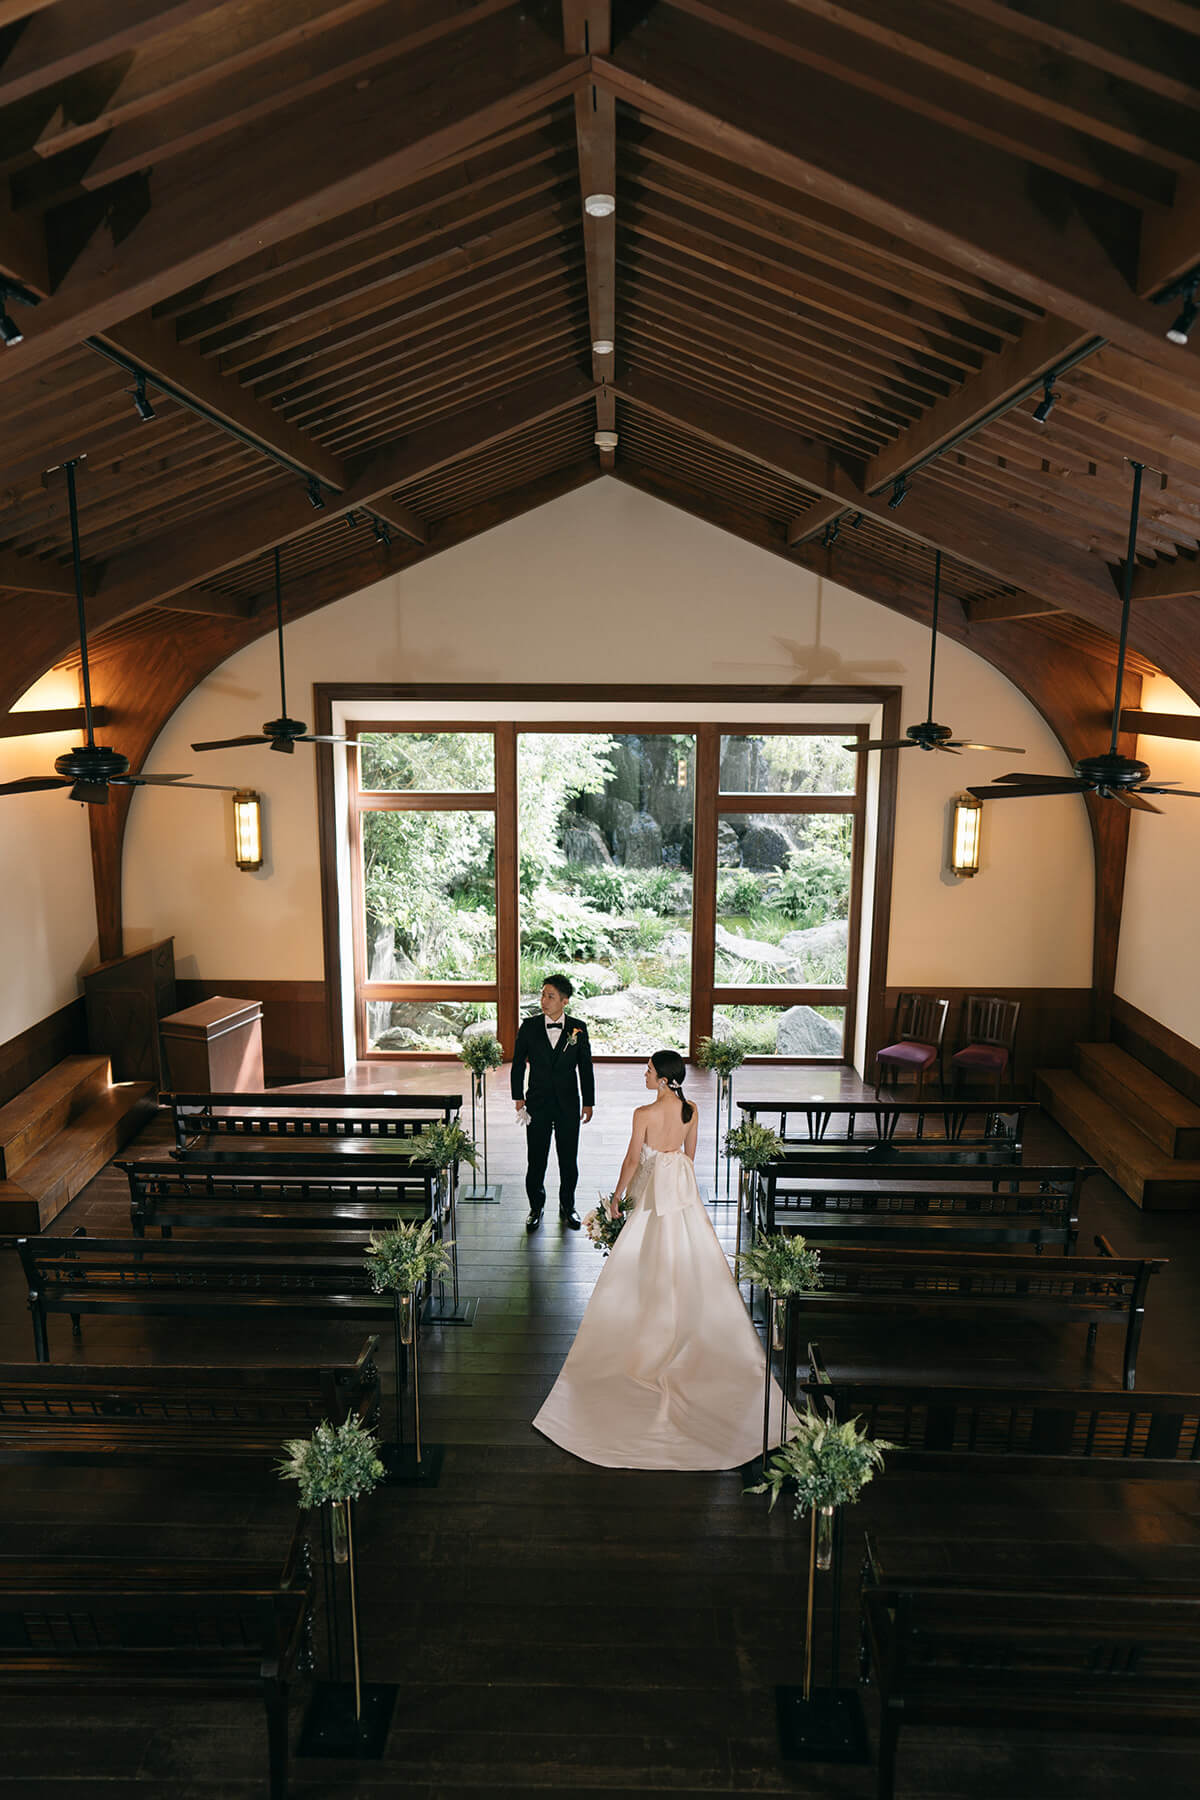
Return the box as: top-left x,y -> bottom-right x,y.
560,1210 -> 581,1229
526,1208 -> 543,1233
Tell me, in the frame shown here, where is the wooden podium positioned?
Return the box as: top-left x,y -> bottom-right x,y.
160,996 -> 265,1094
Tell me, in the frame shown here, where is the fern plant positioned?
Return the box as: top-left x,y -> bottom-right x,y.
277,1417 -> 385,1509
737,1231 -> 821,1296
724,1118 -> 784,1169
412,1119 -> 478,1171
747,1408 -> 893,1516
364,1216 -> 453,1296
695,1035 -> 746,1080
459,1033 -> 503,1077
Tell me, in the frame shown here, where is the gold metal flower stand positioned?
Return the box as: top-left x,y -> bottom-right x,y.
774,1502 -> 869,1764
460,1067 -> 502,1204
422,1164 -> 479,1325
381,1286 -> 444,1488
297,1497 -> 397,1760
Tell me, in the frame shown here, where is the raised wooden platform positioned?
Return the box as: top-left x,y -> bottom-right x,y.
1037,1052 -> 1200,1211
0,1056 -> 155,1233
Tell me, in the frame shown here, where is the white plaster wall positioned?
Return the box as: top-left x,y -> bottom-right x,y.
1115,673 -> 1200,1049
123,480 -> 1094,990
0,670 -> 99,1041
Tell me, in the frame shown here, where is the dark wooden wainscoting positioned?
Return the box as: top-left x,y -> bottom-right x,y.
1112,997 -> 1200,1110
876,987 -> 1093,1091
175,980 -> 332,1084
0,998 -> 88,1110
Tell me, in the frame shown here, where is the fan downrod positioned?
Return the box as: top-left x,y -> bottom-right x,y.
54,745 -> 131,782
1074,752 -> 1150,791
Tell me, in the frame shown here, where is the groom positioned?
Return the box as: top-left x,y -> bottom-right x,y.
511,974 -> 594,1232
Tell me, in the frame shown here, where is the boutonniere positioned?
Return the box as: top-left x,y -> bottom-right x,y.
567,1026 -> 583,1047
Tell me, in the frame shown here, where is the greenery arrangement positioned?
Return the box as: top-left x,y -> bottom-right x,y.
724,1118 -> 785,1169
695,1035 -> 746,1080
277,1417 -> 385,1509
459,1032 -> 503,1077
412,1119 -> 478,1171
583,1191 -> 634,1254
737,1231 -> 821,1296
364,1216 -> 453,1296
748,1408 -> 894,1517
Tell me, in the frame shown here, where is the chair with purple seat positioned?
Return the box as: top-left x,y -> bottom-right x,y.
951,995 -> 1020,1101
874,993 -> 949,1100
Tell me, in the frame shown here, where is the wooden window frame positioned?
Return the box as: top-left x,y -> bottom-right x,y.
315,686 -> 901,1072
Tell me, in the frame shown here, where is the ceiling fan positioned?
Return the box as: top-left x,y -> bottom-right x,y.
845,550 -> 1026,757
192,546 -> 353,754
0,459 -> 241,807
969,461 -> 1200,814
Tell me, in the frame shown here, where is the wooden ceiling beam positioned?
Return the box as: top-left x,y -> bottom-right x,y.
153,586 -> 257,618
0,1 -> 222,110
1120,708 -> 1200,742
0,703 -> 105,736
0,11 -> 586,383
1130,554 -> 1200,602
570,55 -> 616,467
0,545 -> 92,595
595,10 -> 1200,380
961,593 -> 1065,623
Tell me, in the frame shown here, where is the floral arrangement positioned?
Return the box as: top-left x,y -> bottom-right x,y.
412,1119 -> 478,1171
459,1032 -> 503,1077
364,1216 -> 453,1296
583,1191 -> 634,1254
277,1416 -> 385,1509
724,1118 -> 785,1169
737,1231 -> 822,1296
747,1407 -> 893,1517
695,1035 -> 746,1080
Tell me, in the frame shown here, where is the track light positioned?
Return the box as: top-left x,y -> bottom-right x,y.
306,477 -> 325,510
584,193 -> 615,218
372,517 -> 391,548
850,512 -> 863,528
887,476 -> 909,510
821,519 -> 840,549
1032,378 -> 1057,424
1168,281 -> 1198,345
132,373 -> 156,422
345,511 -> 360,528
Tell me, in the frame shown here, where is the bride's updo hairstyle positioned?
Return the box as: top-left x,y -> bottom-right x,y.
651,1049 -> 694,1123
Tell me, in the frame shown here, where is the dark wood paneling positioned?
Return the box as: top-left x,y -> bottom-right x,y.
174,979 -> 332,1084
1112,995 -> 1200,1111
0,997 -> 89,1110
877,985 -> 1093,1092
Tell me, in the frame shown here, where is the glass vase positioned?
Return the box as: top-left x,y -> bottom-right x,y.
772,1297 -> 785,1352
330,1499 -> 349,1565
816,1504 -> 835,1571
398,1289 -> 415,1346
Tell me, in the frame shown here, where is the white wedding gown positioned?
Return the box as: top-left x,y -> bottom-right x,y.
533,1143 -> 787,1470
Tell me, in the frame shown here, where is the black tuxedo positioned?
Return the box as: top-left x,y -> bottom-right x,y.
510,1012 -> 595,1215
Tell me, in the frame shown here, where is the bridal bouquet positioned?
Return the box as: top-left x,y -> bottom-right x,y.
583,1191 -> 633,1254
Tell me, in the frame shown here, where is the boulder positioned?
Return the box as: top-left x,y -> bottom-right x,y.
657,929 -> 692,963
463,1018 -> 500,1044
739,821 -> 795,870
627,982 -> 690,1015
778,919 -> 848,981
562,819 -> 614,866
615,809 -> 663,868
367,927 -> 417,984
714,923 -> 791,969
775,1006 -> 843,1056
716,820 -> 741,866
572,990 -> 638,1022
719,734 -> 754,793
564,961 -> 622,995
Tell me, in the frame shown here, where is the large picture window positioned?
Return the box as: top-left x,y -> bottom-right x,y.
342,713 -> 869,1063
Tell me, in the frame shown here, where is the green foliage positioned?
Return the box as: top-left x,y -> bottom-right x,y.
747,1409 -> 894,1515
775,818 -> 853,927
571,866 -> 688,916
358,730 -> 494,791
737,1231 -> 821,1296
583,1191 -> 634,1254
363,809 -> 494,979
277,1417 -> 384,1508
695,1035 -> 746,1078
412,1119 -> 478,1172
517,734 -> 615,891
716,870 -> 763,915
724,1118 -> 784,1169
459,1033 -> 503,1076
364,1216 -> 453,1296
522,884 -> 618,961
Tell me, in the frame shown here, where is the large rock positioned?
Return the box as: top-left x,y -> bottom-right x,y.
719,735 -> 754,793
717,820 -> 741,866
367,928 -> 417,984
565,961 -> 622,995
739,821 -> 795,870
627,982 -> 690,1015
463,1018 -> 500,1044
776,1006 -> 843,1055
778,919 -> 848,980
657,929 -> 692,962
714,923 -> 791,969
615,809 -> 663,868
562,819 -> 614,866
572,990 -> 638,1022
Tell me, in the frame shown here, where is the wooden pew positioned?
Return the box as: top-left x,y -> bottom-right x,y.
0,1343 -> 380,1467
754,1158 -> 1088,1250
119,1157 -> 437,1238
801,1343 -> 1200,1477
737,1097 -> 1035,1163
0,1544 -> 310,1800
860,1558 -> 1200,1800
15,1234 -> 407,1364
165,1088 -> 462,1152
776,1236 -> 1165,1389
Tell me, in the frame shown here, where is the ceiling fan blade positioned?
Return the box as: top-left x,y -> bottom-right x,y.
947,742 -> 1028,754
192,735 -> 270,752
935,745 -> 962,755
125,778 -> 245,794
1140,786 -> 1200,798
968,781 -> 1090,799
988,771 -> 1069,784
69,781 -> 109,804
111,773 -> 192,786
0,775 -> 71,795
1112,790 -> 1162,813
299,734 -> 356,746
845,738 -> 915,752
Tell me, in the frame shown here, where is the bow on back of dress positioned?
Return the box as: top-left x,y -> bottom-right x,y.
640,1144 -> 694,1216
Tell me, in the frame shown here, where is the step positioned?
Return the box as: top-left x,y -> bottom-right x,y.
1076,1042 -> 1200,1159
0,1081 -> 156,1232
0,1054 -> 112,1179
1035,1068 -> 1200,1211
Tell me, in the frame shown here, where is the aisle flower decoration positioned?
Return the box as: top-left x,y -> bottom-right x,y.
412,1119 -> 478,1171
736,1230 -> 822,1298
583,1191 -> 633,1254
458,1032 -> 503,1078
458,1034 -> 502,1198
724,1118 -> 784,1169
694,1035 -> 746,1080
364,1216 -> 453,1300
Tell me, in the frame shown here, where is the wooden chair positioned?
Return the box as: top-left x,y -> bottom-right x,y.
951,994 -> 1020,1099
874,993 -> 948,1098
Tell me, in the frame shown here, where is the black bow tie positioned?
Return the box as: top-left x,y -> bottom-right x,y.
546,1021 -> 563,1032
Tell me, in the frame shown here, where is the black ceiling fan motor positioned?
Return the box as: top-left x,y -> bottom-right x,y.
53,745 -> 131,781
1073,752 -> 1150,790
905,721 -> 956,750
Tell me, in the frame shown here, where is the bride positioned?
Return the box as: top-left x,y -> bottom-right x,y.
533,1050 -> 786,1470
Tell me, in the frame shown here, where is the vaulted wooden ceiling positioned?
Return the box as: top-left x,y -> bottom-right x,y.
1,0 -> 1199,759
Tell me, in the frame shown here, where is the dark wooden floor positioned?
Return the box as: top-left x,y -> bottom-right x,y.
1,1062 -> 1198,1797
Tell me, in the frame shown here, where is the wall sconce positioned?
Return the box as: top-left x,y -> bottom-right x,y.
232,790 -> 263,871
949,792 -> 982,878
